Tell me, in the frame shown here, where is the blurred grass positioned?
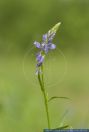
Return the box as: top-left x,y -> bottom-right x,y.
0,0 -> 89,53
0,51 -> 89,131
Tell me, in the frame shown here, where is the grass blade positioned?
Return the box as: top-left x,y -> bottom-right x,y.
48,96 -> 71,102
53,125 -> 69,130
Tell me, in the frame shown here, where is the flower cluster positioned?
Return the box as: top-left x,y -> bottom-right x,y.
34,23 -> 61,74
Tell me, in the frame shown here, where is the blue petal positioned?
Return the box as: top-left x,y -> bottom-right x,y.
34,41 -> 41,48
39,55 -> 45,63
50,43 -> 56,49
44,44 -> 49,54
43,34 -> 47,41
47,43 -> 56,49
36,53 -> 41,61
36,52 -> 45,66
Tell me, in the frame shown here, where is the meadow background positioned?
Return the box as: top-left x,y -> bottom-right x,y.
0,0 -> 89,131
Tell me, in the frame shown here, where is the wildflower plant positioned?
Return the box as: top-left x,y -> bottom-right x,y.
34,23 -> 69,129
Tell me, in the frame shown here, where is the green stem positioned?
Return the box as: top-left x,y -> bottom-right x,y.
38,66 -> 51,129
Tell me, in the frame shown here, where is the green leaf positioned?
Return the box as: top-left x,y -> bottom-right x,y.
48,96 -> 71,102
53,125 -> 69,130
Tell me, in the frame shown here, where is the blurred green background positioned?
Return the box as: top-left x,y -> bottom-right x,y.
0,0 -> 89,131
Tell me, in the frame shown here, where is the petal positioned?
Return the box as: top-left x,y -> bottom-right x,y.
50,44 -> 56,49
43,34 -> 47,41
36,52 -> 43,62
34,41 -> 41,48
39,55 -> 45,63
44,44 -> 49,54
36,52 -> 45,66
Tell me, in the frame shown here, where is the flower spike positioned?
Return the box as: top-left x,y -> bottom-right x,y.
34,22 -> 61,74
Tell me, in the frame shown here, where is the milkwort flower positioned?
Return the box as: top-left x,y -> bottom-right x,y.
34,32 -> 56,54
34,22 -> 61,74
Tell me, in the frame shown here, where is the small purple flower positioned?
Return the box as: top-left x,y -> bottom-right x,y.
34,32 -> 56,54
36,52 -> 45,67
34,41 -> 41,48
49,43 -> 56,49
42,43 -> 56,54
43,34 -> 47,41
35,52 -> 45,74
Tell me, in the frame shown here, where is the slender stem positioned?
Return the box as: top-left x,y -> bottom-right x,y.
42,87 -> 50,129
38,66 -> 51,129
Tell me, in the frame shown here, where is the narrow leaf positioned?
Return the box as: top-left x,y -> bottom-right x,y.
53,125 -> 69,130
48,96 -> 71,102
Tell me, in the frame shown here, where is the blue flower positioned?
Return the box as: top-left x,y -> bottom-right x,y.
36,52 -> 45,67
35,52 -> 45,74
34,32 -> 56,54
34,22 -> 61,74
41,42 -> 56,54
42,34 -> 47,42
34,41 -> 41,48
34,32 -> 56,74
